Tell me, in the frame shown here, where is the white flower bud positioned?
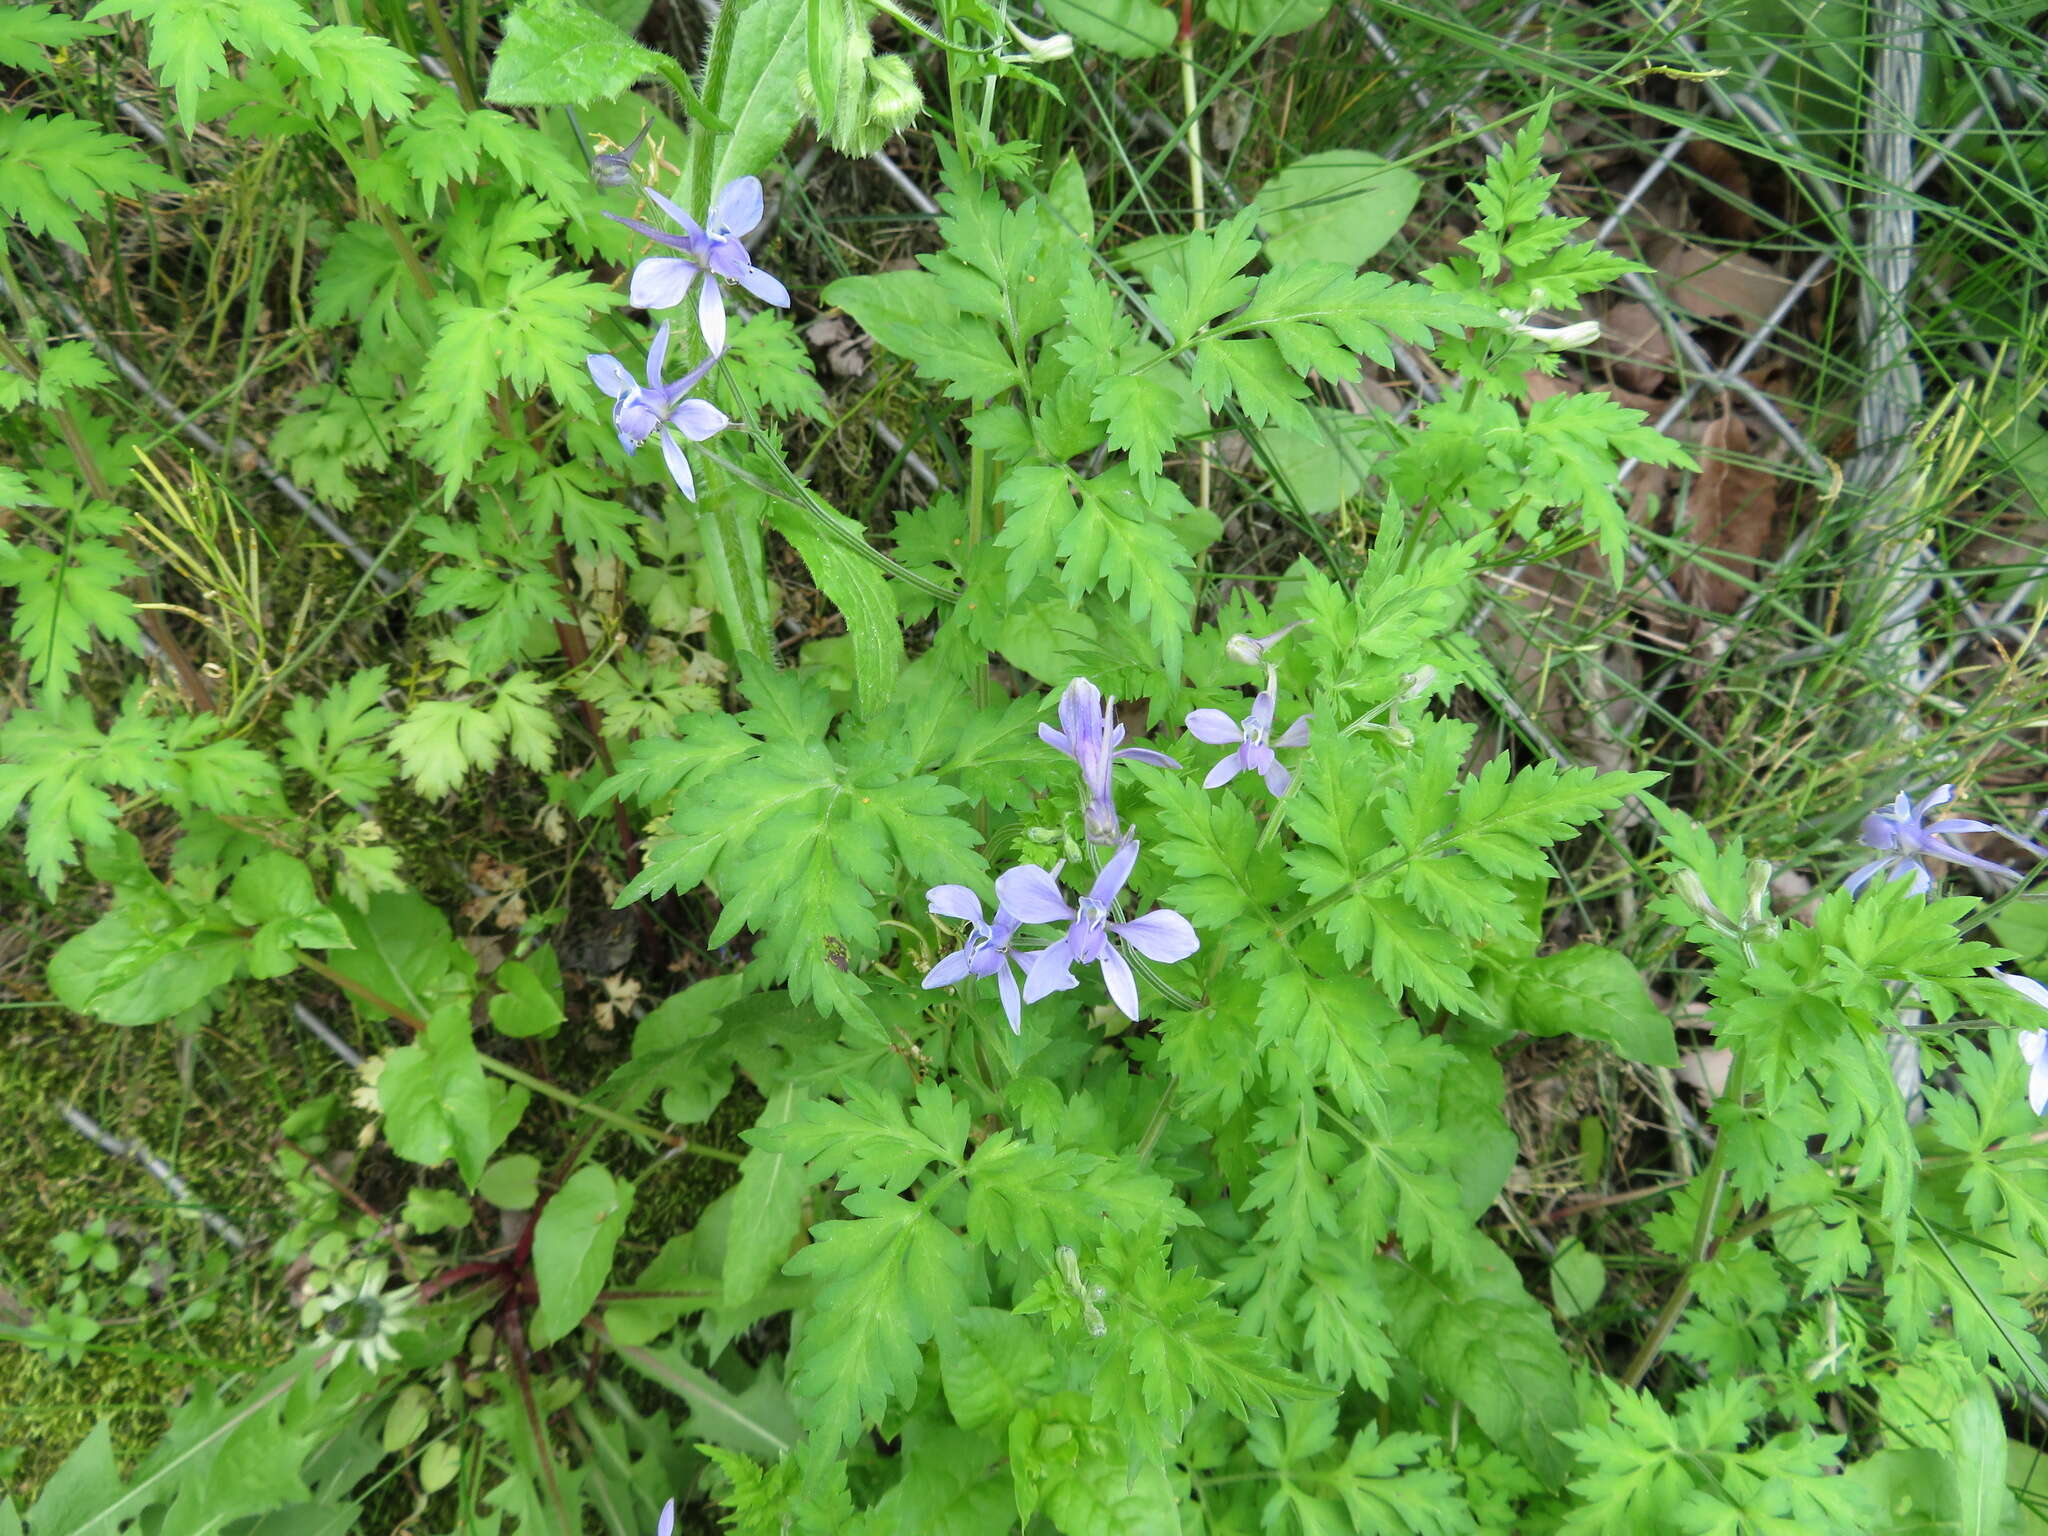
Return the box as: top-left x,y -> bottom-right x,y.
1004,20 -> 1074,60
1511,317 -> 1602,351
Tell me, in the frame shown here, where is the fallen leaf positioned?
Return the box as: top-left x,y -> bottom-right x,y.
1676,1047 -> 1734,1098
1655,237 -> 1797,326
1677,404 -> 1778,614
1601,301 -> 1673,394
1682,139 -> 1757,242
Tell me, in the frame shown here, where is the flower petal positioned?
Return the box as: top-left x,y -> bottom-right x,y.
1844,858 -> 1889,894
997,964 -> 1024,1034
1203,753 -> 1244,790
604,211 -> 692,249
658,1500 -> 677,1536
738,264 -> 791,307
670,399 -> 730,441
630,257 -> 698,311
1260,758 -> 1293,797
698,277 -> 727,356
1112,908 -> 1197,964
711,175 -> 764,237
1185,708 -> 1242,745
927,884 -> 985,924
658,429 -> 697,500
1021,936 -> 1077,1003
586,352 -> 633,398
1098,945 -> 1140,1020
1275,714 -> 1312,749
1114,746 -> 1182,770
1925,818 -> 1997,835
1038,722 -> 1074,756
645,187 -> 706,244
1088,838 -> 1140,906
1057,678 -> 1107,761
645,320 -> 672,387
1249,687 -> 1277,736
996,864 -> 1073,924
922,949 -> 973,989
2032,1059 -> 2048,1116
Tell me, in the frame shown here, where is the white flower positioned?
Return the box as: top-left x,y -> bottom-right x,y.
1993,971 -> 2048,1114
307,1260 -> 418,1373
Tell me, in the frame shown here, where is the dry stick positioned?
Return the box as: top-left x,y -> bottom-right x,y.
58,1103 -> 251,1250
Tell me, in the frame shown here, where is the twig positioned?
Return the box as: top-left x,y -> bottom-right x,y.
58,1103 -> 251,1250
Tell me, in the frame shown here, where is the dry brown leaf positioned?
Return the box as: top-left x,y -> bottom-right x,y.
1654,237 -> 1797,326
1682,140 -> 1757,242
1676,405 -> 1779,614
1601,301 -> 1673,394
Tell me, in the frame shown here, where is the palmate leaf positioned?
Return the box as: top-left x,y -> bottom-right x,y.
0,108 -> 181,251
782,1190 -> 975,1452
612,668 -> 982,1021
0,536 -> 142,697
86,0 -> 316,130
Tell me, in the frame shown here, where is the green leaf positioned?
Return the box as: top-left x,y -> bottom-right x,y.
0,531 -> 141,699
1513,945 -> 1677,1066
705,0 -> 808,196
532,1163 -> 636,1346
723,1084 -> 810,1308
403,1186 -> 474,1236
478,1154 -> 541,1211
328,892 -> 477,1024
759,496 -> 903,717
821,272 -> 1020,399
782,1190 -> 974,1450
298,24 -> 417,117
226,851 -> 351,977
1092,363 -> 1191,485
1256,150 -> 1421,268
379,1002 -> 495,1186
49,889 -> 236,1021
85,0 -> 316,131
0,4 -> 102,68
1548,1243 -> 1606,1320
939,1308 -> 1055,1432
488,950 -> 566,1038
485,0 -> 669,106
1038,0 -> 1172,58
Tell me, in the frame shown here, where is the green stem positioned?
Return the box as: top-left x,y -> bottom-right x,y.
420,0 -> 481,111
685,0 -> 751,209
1621,1048 -> 1749,1388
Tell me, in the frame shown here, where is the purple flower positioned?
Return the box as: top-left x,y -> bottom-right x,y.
922,884 -> 1032,1033
1000,841 -> 1198,1021
655,1500 -> 676,1536
1845,784 -> 2045,897
1040,677 -> 1180,845
607,177 -> 791,354
1994,972 -> 2048,1114
585,321 -> 729,501
1186,677 -> 1310,797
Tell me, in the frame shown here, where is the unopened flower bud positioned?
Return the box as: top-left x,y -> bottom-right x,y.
863,54 -> 924,140
1673,869 -> 1728,927
1224,620 -> 1303,668
1004,19 -> 1075,61
590,121 -> 651,188
1505,312 -> 1601,350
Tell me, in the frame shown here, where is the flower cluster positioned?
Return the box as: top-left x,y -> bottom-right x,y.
924,670 -> 1315,1028
585,175 -> 791,501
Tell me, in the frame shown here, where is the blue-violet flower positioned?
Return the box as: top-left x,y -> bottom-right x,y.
608,176 -> 791,354
1187,674 -> 1311,796
1041,677 -> 1179,844
1845,784 -> 2044,897
922,884 -> 1032,1033
1001,841 -> 1198,1021
585,320 -> 729,501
